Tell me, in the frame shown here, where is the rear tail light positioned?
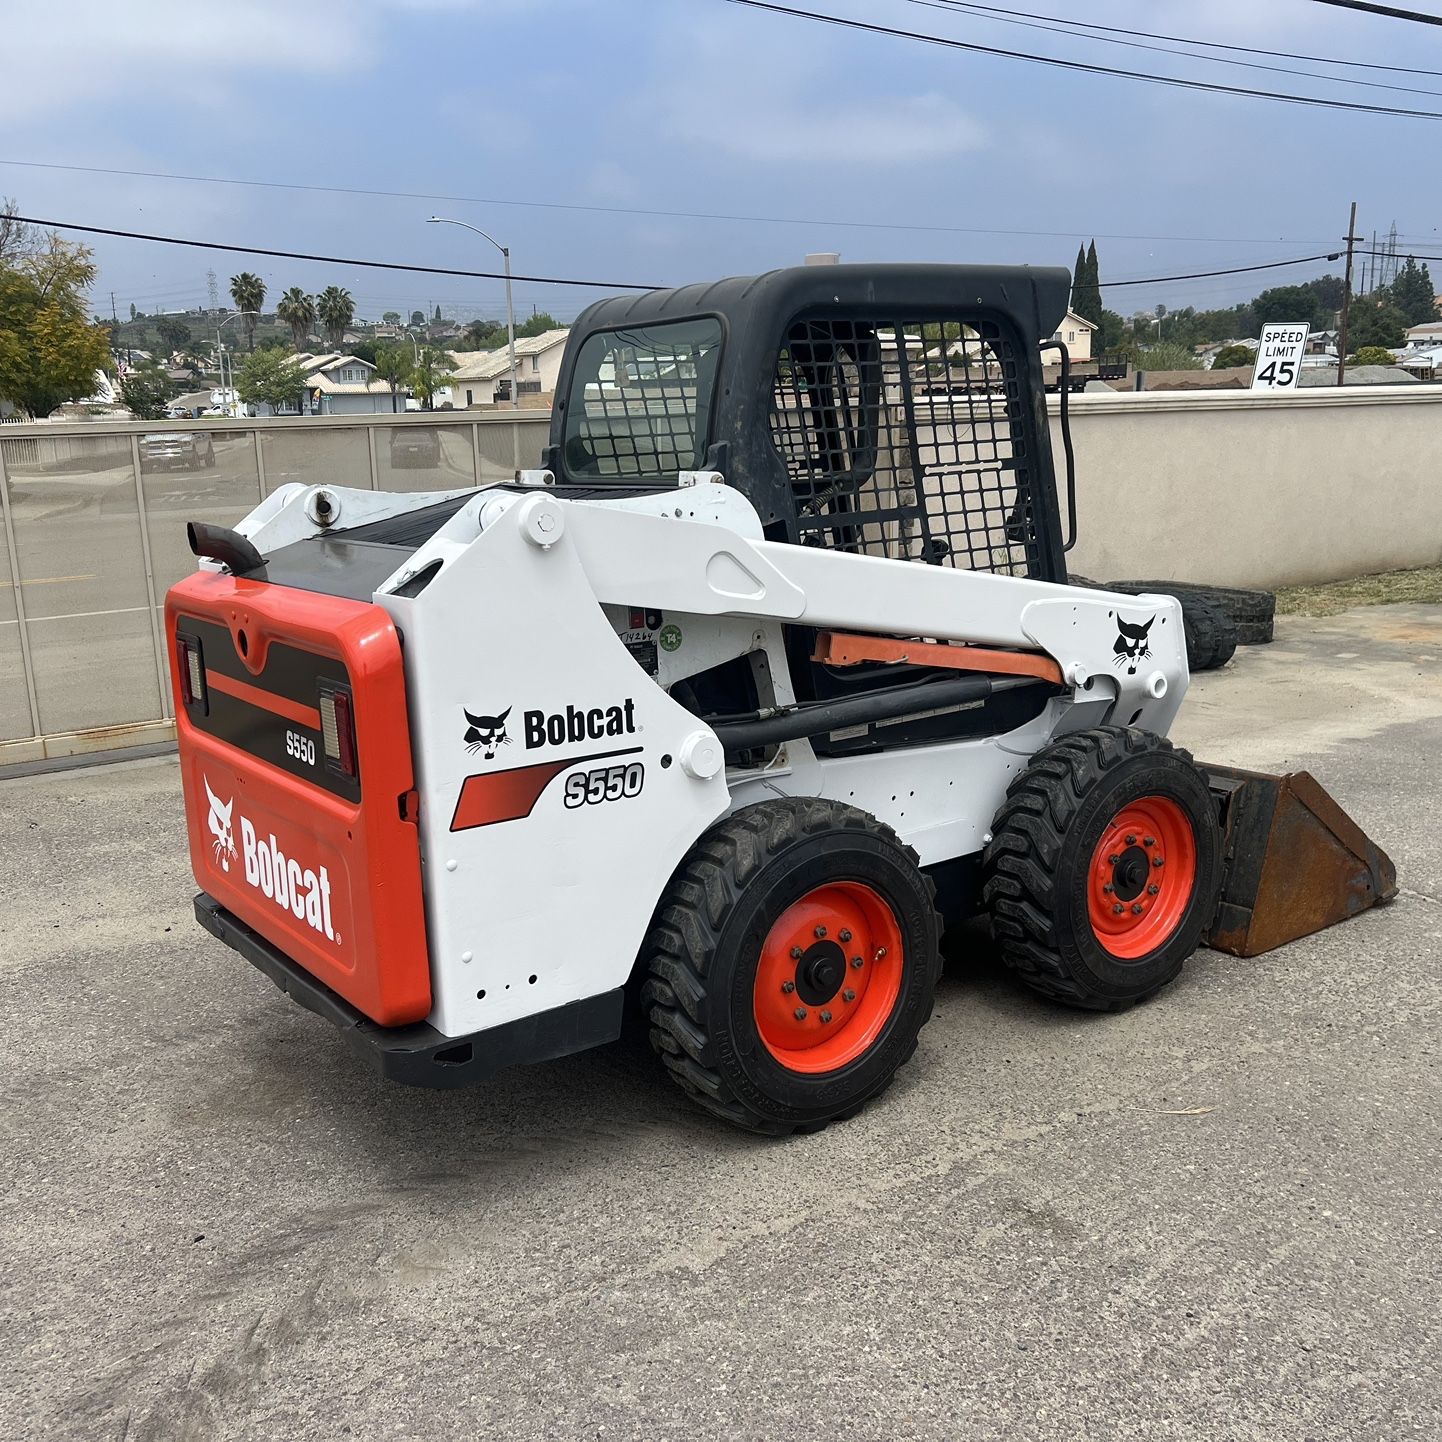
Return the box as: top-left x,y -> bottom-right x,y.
320,687 -> 357,778
176,633 -> 206,711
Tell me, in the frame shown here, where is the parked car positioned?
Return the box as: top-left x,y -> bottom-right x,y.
389,426 -> 441,469
140,431 -> 216,472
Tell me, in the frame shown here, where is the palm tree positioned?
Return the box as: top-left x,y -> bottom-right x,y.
317,286 -> 355,348
409,344 -> 457,411
228,272 -> 266,351
275,288 -> 316,352
373,343 -> 411,414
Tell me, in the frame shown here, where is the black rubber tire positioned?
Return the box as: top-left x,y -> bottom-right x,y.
1109,580 -> 1275,645
640,798 -> 942,1135
1181,596 -> 1237,672
982,726 -> 1223,1011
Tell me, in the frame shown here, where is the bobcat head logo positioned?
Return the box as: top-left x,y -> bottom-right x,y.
463,706 -> 511,760
204,775 -> 237,872
1113,615 -> 1155,676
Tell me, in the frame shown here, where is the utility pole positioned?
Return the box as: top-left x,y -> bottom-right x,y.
1337,201 -> 1358,389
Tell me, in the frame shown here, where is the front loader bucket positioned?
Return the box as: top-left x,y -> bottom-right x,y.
1203,766 -> 1397,958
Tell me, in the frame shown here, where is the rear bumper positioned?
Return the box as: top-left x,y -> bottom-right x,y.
195,893 -> 624,1089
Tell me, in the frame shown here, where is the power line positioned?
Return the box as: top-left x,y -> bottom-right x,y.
0,157 -> 1341,248
19,209 -> 1360,302
716,0 -> 1442,118
1101,254 -> 1344,288
7,215 -> 660,290
909,0 -> 1442,75
904,0 -> 1442,96
1305,0 -> 1442,23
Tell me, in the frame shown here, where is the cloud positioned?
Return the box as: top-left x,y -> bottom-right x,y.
693,90 -> 986,165
0,1 -> 368,125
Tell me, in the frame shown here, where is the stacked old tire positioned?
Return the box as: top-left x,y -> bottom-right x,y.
1070,576 -> 1275,673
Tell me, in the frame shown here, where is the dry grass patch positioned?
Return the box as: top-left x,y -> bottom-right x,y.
1277,566 -> 1442,617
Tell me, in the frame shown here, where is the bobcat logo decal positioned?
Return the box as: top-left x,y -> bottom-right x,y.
204,775 -> 237,872
1113,615 -> 1155,676
463,706 -> 511,760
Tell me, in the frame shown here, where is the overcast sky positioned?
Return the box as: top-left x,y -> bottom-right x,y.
3,0 -> 1437,323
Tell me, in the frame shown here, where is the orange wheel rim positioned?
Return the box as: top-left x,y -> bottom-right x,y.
1086,796 -> 1198,959
753,881 -> 904,1075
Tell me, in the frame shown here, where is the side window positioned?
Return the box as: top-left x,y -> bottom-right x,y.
767,313 -> 1037,576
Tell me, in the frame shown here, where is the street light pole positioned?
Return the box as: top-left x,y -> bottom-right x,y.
426,216 -> 518,409
216,310 -> 259,417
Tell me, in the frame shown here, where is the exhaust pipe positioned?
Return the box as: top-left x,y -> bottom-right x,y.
187,521 -> 264,575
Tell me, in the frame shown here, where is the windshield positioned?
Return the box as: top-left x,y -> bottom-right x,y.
560,317 -> 723,481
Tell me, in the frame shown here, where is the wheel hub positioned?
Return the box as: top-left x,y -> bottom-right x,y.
794,940 -> 846,1006
752,881 -> 905,1074
1087,797 -> 1198,960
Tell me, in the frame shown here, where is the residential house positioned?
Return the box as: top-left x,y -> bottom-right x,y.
1403,321 -> 1442,347
1047,310 -> 1096,363
256,353 -> 402,416
440,329 -> 570,408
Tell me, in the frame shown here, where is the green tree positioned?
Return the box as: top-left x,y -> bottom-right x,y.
1303,274 -> 1346,314
156,316 -> 191,355
1347,301 -> 1407,351
1070,240 -> 1102,328
229,272 -> 266,350
1136,341 -> 1203,372
516,311 -> 560,339
1212,343 -> 1256,368
0,233 -> 113,417
1387,257 -> 1435,326
408,344 -> 456,410
382,310 -> 401,324
433,304 -> 442,323
1350,345 -> 1399,367
0,198 -> 38,265
410,310 -> 425,328
463,318 -> 507,349
348,340 -> 378,364
1097,308 -> 1128,355
236,349 -> 310,413
118,361 -> 173,419
276,287 -> 316,350
317,285 -> 355,347
373,342 -> 411,413
1253,285 -> 1331,331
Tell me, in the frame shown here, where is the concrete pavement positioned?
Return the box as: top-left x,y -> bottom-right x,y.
2,606 -> 1439,1441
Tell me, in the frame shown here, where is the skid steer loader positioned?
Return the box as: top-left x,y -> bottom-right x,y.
167,264 -> 1395,1134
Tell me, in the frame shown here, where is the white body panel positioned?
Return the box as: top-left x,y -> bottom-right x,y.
221,480 -> 1191,1039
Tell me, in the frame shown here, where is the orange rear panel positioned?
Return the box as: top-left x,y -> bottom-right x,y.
167,570 -> 431,1025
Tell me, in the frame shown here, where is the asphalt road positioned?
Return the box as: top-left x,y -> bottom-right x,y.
2,607 -> 1439,1441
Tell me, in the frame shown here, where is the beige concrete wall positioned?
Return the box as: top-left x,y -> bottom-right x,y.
1052,385 -> 1442,587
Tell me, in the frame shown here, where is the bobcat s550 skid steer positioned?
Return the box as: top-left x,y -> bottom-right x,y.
168,265 -> 1395,1134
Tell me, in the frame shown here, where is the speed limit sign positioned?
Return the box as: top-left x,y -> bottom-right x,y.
1251,323 -> 1309,391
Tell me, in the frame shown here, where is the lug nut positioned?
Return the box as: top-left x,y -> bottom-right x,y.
781,980 -> 796,994
794,1007 -> 808,1021
790,946 -> 804,960
1144,836 -> 1156,847
1153,856 -> 1165,868
820,1010 -> 833,1023
1148,883 -> 1160,896
1103,883 -> 1114,894
1125,834 -> 1136,845
839,929 -> 853,943
814,925 -> 828,939
851,956 -> 864,969
1108,854 -> 1120,865
843,988 -> 856,1002
1132,903 -> 1144,915
1113,903 -> 1124,915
